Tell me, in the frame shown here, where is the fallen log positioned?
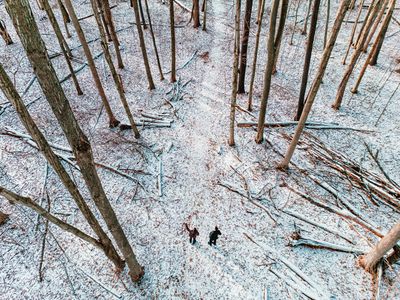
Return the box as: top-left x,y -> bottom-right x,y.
290,237 -> 365,254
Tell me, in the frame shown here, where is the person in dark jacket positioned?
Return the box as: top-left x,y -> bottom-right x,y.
185,223 -> 199,244
208,226 -> 221,246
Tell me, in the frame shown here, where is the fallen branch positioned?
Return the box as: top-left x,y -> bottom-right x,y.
290,236 -> 365,254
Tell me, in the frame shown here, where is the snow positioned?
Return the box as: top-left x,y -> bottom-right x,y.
0,0 -> 400,299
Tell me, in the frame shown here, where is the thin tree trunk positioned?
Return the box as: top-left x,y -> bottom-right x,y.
369,0 -> 394,65
144,0 -> 164,80
324,0 -> 330,48
193,0 -> 201,28
295,0 -> 321,121
247,0 -> 266,111
42,0 -> 83,95
302,0 -> 312,35
0,63 -> 124,269
57,0 -> 72,38
256,0 -> 263,24
138,0 -> 148,29
272,0 -> 289,74
237,0 -> 254,94
202,0 -> 207,31
0,20 -> 13,45
342,0 -> 365,65
332,0 -> 383,110
354,0 -> 375,48
63,0 -> 120,127
290,0 -> 301,45
91,0 -> 141,138
170,0 -> 177,83
0,186 -> 102,249
101,0 -> 124,69
278,0 -> 350,169
360,221 -> 400,273
229,0 -> 241,146
5,0 -> 144,282
131,0 -> 155,89
255,0 -> 280,144
352,0 -> 395,93
362,0 -> 389,52
98,0 -> 112,42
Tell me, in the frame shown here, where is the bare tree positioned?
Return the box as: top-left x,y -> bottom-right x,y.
202,0 -> 207,31
0,20 -> 13,45
0,63 -> 123,268
63,0 -> 120,127
169,0 -> 177,83
278,0 -> 350,169
131,0 -> 156,89
192,0 -> 201,28
5,0 -> 144,281
272,0 -> 289,74
57,0 -> 72,38
237,0 -> 254,94
255,0 -> 280,144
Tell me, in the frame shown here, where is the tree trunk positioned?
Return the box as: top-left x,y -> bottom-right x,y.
5,0 -> 144,282
237,0 -> 253,94
138,0 -> 148,29
332,0 -> 383,110
278,0 -> 350,169
63,0 -> 120,127
192,0 -> 201,28
302,0 -> 312,35
101,0 -> 124,69
352,0 -> 396,93
144,0 -> 164,80
0,57 -> 124,270
0,20 -> 13,45
91,0 -> 141,138
360,222 -> 400,273
228,0 -> 241,146
323,0 -> 330,48
362,0 -> 388,53
131,0 -> 155,89
255,0 -> 280,144
57,0 -> 72,38
202,0 -> 207,31
42,0 -> 83,95
295,0 -> 321,121
247,0 -> 266,111
272,0 -> 289,74
169,0 -> 177,83
0,210 -> 9,225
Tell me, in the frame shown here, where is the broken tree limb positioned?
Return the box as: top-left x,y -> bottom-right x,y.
173,0 -> 191,12
290,236 -> 365,254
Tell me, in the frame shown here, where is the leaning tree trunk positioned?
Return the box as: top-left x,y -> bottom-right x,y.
360,222 -> 400,273
169,0 -> 177,83
42,0 -> 83,95
295,0 -> 321,121
91,0 -> 141,138
0,62 -> 124,268
272,0 -> 289,74
228,0 -> 241,146
5,0 -> 144,282
362,0 -> 388,53
278,0 -> 350,169
193,0 -> 201,28
247,0 -> 266,111
237,0 -> 253,94
332,0 -> 383,110
131,0 -> 155,89
202,0 -> 207,31
138,0 -> 148,29
0,20 -> 13,45
57,0 -> 72,38
63,0 -> 120,127
101,0 -> 124,69
255,0 -> 280,144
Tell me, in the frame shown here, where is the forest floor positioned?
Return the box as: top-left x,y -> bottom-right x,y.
1,0 -> 400,299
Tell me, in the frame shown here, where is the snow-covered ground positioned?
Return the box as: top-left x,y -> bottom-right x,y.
0,0 -> 400,299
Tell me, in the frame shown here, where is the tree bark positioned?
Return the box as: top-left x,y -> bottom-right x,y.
63,0 -> 120,127
42,0 -> 83,95
202,0 -> 207,31
228,0 -> 241,146
247,0 -> 266,111
192,0 -> 201,28
360,222 -> 400,273
138,0 -> 148,29
91,0 -> 141,138
5,0 -> 144,282
278,0 -> 350,169
272,0 -> 289,74
57,0 -> 72,38
295,0 -> 321,121
131,0 -> 155,89
169,0 -> 177,83
362,0 -> 388,53
255,0 -> 280,144
237,0 -> 253,94
0,20 -> 13,45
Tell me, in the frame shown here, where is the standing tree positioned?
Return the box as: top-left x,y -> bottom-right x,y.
278,0 -> 350,169
0,20 -> 13,45
272,0 -> 289,74
255,0 -> 280,144
192,0 -> 201,28
63,0 -> 120,128
295,0 -> 321,121
131,0 -> 155,89
5,0 -> 144,281
57,0 -> 72,38
169,0 -> 177,83
237,0 -> 253,94
202,0 -> 207,31
228,0 -> 242,146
